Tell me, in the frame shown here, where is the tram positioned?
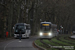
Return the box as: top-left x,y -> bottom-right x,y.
39,22 -> 57,39
14,23 -> 31,38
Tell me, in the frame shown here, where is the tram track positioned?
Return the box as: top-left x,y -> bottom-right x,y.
40,39 -> 63,50
49,40 -> 64,46
48,35 -> 75,50
40,39 -> 50,48
50,37 -> 68,46
56,36 -> 75,45
34,34 -> 75,50
65,36 -> 75,41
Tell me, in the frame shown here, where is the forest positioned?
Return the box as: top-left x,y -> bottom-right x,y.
0,0 -> 75,37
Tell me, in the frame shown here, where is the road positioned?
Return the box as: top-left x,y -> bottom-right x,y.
0,36 -> 38,50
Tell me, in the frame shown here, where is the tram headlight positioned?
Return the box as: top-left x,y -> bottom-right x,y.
39,32 -> 43,36
48,32 -> 52,36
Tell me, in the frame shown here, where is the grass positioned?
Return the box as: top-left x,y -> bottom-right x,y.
34,35 -> 75,50
59,36 -> 75,44
34,39 -> 44,47
43,38 -> 75,50
66,37 -> 75,41
34,39 -> 59,50
51,38 -> 75,46
43,39 -> 59,46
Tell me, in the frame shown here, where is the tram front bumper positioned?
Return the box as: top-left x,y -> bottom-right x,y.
39,33 -> 54,38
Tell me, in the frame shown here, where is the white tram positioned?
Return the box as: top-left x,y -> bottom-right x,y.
39,22 -> 58,39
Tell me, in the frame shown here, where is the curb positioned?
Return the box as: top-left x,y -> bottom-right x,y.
34,41 -> 46,50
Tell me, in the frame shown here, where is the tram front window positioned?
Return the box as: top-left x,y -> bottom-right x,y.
41,26 -> 50,31
41,23 -> 51,32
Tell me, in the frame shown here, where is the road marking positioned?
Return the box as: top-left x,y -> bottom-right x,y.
19,40 -> 22,42
4,40 -> 16,50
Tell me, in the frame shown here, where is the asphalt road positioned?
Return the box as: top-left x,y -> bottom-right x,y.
0,36 -> 38,50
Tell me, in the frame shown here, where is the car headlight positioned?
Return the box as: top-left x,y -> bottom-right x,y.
48,32 -> 52,36
39,32 -> 43,36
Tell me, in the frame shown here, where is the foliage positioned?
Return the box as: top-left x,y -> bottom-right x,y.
0,0 -> 75,37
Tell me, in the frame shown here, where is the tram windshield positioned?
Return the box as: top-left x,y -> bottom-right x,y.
41,24 -> 51,31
